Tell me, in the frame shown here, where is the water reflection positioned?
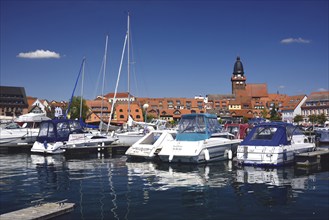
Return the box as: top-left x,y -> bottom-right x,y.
126,161 -> 234,191
235,166 -> 316,189
0,153 -> 328,219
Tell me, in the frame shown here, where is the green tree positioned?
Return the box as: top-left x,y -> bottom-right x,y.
294,115 -> 304,124
169,120 -> 177,128
308,115 -> 317,125
67,96 -> 89,121
270,104 -> 281,121
261,109 -> 268,119
242,116 -> 249,123
317,113 -> 327,125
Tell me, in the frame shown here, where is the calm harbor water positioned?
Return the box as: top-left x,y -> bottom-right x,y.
0,149 -> 328,220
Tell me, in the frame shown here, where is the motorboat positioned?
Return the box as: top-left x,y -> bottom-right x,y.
31,119 -> 117,154
223,123 -> 250,139
114,118 -> 169,147
314,127 -> 329,146
158,113 -> 242,163
0,113 -> 50,148
125,129 -> 177,160
236,122 -> 316,166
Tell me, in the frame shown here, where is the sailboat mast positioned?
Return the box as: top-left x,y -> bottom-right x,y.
79,57 -> 86,119
100,35 -> 109,127
127,12 -> 131,118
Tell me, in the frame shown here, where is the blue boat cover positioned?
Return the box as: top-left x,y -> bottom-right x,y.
176,113 -> 222,141
36,119 -> 84,143
240,122 -> 300,146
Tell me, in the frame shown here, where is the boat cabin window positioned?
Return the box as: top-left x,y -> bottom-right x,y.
179,115 -> 206,133
178,115 -> 221,134
57,122 -> 71,138
207,118 -> 222,133
285,125 -> 303,141
69,120 -> 82,131
39,122 -> 55,138
251,126 -> 277,140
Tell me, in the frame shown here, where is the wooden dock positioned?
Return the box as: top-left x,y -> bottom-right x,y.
0,199 -> 74,220
295,148 -> 329,167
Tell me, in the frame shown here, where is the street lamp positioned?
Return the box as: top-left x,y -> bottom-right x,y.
143,103 -> 149,123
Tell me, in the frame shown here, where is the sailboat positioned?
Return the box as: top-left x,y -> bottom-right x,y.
31,58 -> 117,154
108,12 -> 154,147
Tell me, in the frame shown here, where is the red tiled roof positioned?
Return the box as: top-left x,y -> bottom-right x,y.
243,84 -> 268,97
281,94 -> 306,111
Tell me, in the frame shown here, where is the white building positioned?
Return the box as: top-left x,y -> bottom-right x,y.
281,95 -> 307,123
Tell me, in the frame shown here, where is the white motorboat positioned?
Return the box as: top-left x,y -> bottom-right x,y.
314,127 -> 329,146
31,119 -> 117,154
236,122 -> 316,166
125,129 -> 177,160
158,113 -> 241,163
0,113 -> 50,147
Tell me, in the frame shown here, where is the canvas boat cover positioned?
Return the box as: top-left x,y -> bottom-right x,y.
176,113 -> 222,141
36,119 -> 84,143
240,122 -> 303,146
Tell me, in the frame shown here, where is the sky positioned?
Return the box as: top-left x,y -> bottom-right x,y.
1,0 -> 328,102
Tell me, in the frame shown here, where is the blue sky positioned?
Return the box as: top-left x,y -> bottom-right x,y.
1,0 -> 328,101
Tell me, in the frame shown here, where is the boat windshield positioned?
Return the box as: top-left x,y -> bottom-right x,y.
250,126 -> 277,141
179,115 -> 204,133
176,114 -> 222,142
178,115 -> 222,134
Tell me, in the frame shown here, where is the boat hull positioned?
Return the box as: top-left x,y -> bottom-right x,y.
158,138 -> 241,164
63,133 -> 117,149
0,129 -> 38,147
114,132 -> 145,146
31,141 -> 65,154
236,143 -> 315,166
125,130 -> 176,160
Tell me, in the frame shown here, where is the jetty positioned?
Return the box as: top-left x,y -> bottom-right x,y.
295,147 -> 329,167
0,199 -> 74,220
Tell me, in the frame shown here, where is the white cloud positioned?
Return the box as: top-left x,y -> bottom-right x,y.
278,85 -> 285,89
17,49 -> 61,59
280,37 -> 311,44
318,88 -> 328,92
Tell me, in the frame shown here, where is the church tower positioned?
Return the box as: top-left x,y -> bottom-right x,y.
231,56 -> 246,94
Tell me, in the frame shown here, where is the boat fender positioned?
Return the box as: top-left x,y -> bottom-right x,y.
228,149 -> 233,160
204,149 -> 210,161
43,141 -> 48,149
169,154 -> 174,162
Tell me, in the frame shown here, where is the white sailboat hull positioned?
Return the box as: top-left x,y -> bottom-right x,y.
63,133 -> 117,149
114,132 -> 145,146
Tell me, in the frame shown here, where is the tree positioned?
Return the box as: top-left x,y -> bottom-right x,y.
270,104 -> 281,121
308,115 -> 317,125
242,116 -> 249,123
294,115 -> 304,124
67,96 -> 89,121
317,113 -> 327,125
261,109 -> 268,119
